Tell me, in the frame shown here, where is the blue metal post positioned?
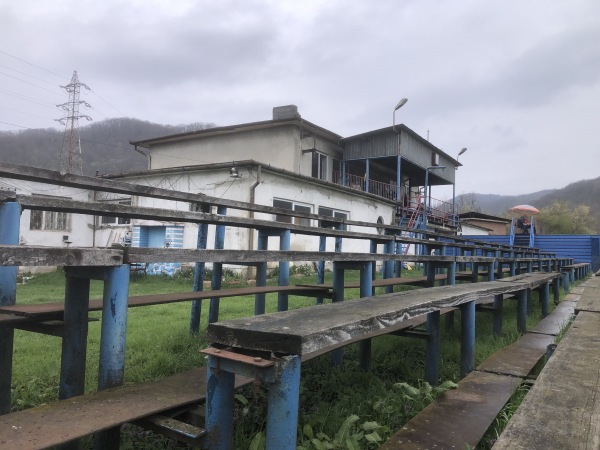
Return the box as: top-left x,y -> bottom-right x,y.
365,159 -> 370,193
384,240 -> 394,294
447,261 -> 456,286
425,310 -> 440,386
487,262 -> 495,281
59,272 -> 90,400
95,264 -> 130,449
471,263 -> 479,283
331,263 -> 344,366
563,270 -> 570,293
255,230 -> 268,315
317,236 -> 326,305
359,262 -> 373,371
0,202 -> 20,415
266,355 -> 302,450
553,277 -> 560,305
396,155 -> 402,202
493,294 -> 503,337
517,289 -> 527,333
205,355 -> 235,450
460,300 -> 475,378
190,217 -> 209,333
541,282 -> 550,318
98,265 -> 130,390
209,206 -> 227,324
370,240 -> 378,296
278,230 -> 291,311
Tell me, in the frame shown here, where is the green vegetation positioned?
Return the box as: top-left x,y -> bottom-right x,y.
535,201 -> 594,234
11,268 -> 567,449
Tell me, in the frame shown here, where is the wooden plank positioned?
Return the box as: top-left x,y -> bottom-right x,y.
0,285 -> 331,318
380,371 -> 522,450
477,332 -> 554,378
0,245 -> 123,267
125,247 -> 477,264
493,311 -> 600,449
529,300 -> 576,336
207,280 -> 533,356
0,368 -> 251,449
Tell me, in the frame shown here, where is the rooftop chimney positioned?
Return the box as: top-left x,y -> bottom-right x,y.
273,105 -> 300,120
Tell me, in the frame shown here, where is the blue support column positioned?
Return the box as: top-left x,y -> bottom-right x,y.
255,230 -> 268,315
510,261 -> 517,277
384,240 -> 394,294
316,236 -> 326,305
205,355 -> 235,450
365,159 -> 370,193
95,264 -> 130,450
487,262 -> 495,281
396,155 -> 402,202
563,270 -> 570,293
370,240 -> 378,296
460,301 -> 475,378
209,206 -> 227,324
517,289 -> 527,333
553,277 -> 560,305
277,229 -> 291,311
266,355 -> 302,450
471,263 -> 479,283
447,261 -> 456,286
0,202 -> 20,415
331,263 -> 344,366
541,282 -> 550,318
190,216 -> 209,333
425,310 -> 440,386
358,262 -> 373,371
98,265 -> 130,390
493,294 -> 503,337
59,272 -> 90,400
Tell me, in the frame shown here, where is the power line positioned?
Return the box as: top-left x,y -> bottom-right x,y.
0,87 -> 57,108
0,70 -> 63,95
0,64 -> 63,87
0,49 -> 66,79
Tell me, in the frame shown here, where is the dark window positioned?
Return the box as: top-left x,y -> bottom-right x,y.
273,199 -> 312,226
29,195 -> 71,231
100,199 -> 132,225
318,206 -> 348,230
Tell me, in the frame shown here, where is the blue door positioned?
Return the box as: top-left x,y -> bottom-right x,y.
147,227 -> 166,248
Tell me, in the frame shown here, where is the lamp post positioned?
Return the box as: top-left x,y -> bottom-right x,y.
422,166 -> 446,230
392,98 -> 408,205
453,147 -> 467,226
392,98 -> 408,132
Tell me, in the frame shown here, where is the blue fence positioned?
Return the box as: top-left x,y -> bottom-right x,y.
460,234 -> 600,271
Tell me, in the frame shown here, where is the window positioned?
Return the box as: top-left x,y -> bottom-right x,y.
29,195 -> 71,231
100,199 -> 131,225
273,199 -> 312,226
311,152 -> 327,180
318,206 -> 349,230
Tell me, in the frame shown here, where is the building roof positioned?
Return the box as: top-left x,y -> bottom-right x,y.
130,117 -> 342,148
340,124 -> 462,167
458,211 -> 511,223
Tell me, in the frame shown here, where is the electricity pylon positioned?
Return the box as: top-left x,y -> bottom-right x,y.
56,70 -> 92,174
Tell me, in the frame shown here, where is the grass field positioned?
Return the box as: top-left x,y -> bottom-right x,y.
10,267 -> 564,449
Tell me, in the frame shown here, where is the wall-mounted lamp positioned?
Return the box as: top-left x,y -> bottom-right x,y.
230,167 -> 241,178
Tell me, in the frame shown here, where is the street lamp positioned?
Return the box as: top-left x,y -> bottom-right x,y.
392,98 -> 408,132
422,165 -> 446,229
456,147 -> 467,168
453,147 -> 467,226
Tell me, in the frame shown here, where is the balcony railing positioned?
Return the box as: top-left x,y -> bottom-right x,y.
333,172 -> 458,228
333,172 -> 397,201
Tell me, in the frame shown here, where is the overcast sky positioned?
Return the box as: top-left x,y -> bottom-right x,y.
1,0 -> 599,196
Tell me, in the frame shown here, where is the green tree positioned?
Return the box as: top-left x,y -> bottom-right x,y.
536,201 -> 593,234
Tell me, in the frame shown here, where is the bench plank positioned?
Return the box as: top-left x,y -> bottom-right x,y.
207,280 -> 538,356
0,369 -> 251,449
0,285 -> 330,320
476,332 -> 554,378
493,311 -> 600,449
380,371 -> 521,450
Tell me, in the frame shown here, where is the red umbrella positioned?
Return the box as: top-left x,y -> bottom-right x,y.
511,204 -> 540,215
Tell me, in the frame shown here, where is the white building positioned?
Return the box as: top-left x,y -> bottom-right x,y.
9,105 -> 461,273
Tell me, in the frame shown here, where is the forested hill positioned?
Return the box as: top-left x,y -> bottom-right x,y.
457,177 -> 600,233
0,118 -> 214,176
